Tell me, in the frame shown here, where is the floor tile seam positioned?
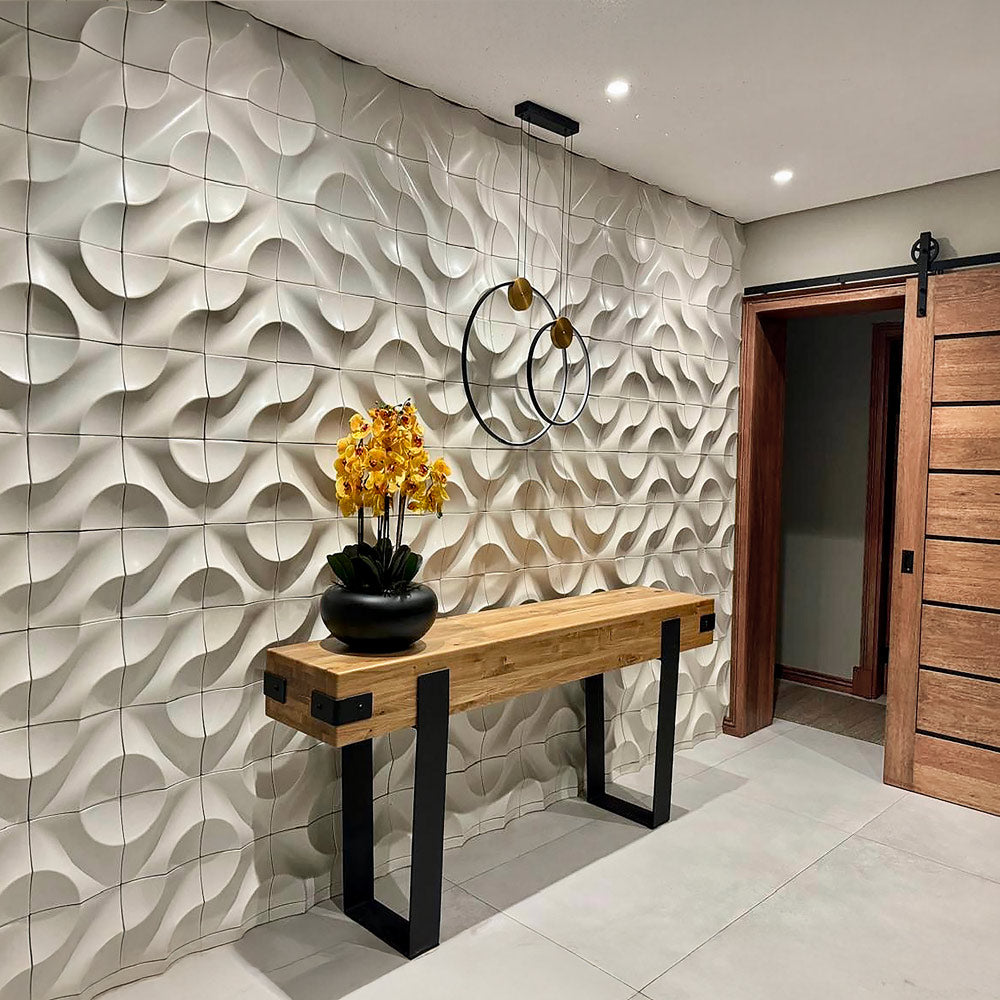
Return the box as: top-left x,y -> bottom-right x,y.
705,768 -> 905,837
636,828 -> 855,993
851,825 -> 1000,888
772,718 -> 891,749
447,815 -> 601,886
481,902 -> 643,996
685,723 -> 784,766
722,727 -> 892,767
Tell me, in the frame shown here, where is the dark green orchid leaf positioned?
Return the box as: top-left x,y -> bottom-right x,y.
326,552 -> 356,586
387,544 -> 411,579
355,555 -> 383,592
400,550 -> 422,584
325,541 -> 424,595
373,536 -> 393,570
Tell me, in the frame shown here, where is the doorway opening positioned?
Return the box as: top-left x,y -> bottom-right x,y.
734,265 -> 1000,812
728,283 -> 907,739
772,312 -> 903,744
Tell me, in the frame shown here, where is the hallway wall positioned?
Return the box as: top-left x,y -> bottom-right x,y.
0,3 -> 742,998
743,170 -> 1000,287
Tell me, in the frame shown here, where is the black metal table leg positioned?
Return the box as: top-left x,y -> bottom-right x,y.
585,616 -> 680,828
341,738 -> 376,912
340,669 -> 450,958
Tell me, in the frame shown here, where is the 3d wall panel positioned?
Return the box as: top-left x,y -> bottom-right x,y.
0,2 -> 743,997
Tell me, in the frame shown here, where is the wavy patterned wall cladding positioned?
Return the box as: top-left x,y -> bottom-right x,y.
0,2 -> 743,997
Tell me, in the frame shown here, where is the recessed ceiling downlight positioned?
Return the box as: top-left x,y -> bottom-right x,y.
605,79 -> 630,98
772,168 -> 794,184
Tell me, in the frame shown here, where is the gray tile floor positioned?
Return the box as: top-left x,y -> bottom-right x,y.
101,721 -> 1000,1000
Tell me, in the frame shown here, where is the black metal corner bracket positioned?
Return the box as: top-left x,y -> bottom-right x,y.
700,612 -> 716,634
262,672 -> 286,703
311,690 -> 373,726
514,100 -> 579,137
341,669 -> 450,958
911,230 -> 940,318
585,616 -> 680,829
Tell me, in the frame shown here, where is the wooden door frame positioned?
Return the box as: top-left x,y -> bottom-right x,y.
727,282 -> 907,738
855,321 -> 904,699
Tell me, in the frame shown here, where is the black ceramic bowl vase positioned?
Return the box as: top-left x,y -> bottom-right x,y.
320,584 -> 438,653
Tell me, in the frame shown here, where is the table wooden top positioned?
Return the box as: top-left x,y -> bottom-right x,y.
273,586 -> 709,675
266,586 -> 714,747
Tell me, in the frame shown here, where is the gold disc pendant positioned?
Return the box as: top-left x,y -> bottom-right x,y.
551,315 -> 574,349
507,276 -> 533,311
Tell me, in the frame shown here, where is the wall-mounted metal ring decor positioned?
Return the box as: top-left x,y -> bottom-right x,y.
460,101 -> 592,448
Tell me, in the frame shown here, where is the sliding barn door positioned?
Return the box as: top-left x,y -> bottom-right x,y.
885,268 -> 1000,814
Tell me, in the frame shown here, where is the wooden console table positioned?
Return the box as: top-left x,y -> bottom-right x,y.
264,586 -> 715,958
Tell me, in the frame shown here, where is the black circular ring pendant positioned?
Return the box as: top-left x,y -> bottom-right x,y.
461,280 -> 592,447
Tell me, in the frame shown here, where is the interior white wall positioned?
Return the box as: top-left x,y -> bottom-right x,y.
743,170 -> 1000,287
777,311 -> 900,680
0,3 -> 742,998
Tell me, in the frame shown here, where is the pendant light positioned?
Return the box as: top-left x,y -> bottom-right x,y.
459,100 -> 592,448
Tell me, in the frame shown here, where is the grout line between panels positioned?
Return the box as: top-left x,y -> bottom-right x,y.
21,11 -> 37,997
112,3 -> 131,971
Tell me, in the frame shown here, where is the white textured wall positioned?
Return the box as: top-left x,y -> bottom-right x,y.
0,3 -> 743,999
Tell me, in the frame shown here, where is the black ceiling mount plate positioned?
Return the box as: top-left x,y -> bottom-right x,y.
514,100 -> 580,137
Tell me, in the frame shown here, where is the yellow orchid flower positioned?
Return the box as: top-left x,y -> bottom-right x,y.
364,487 -> 388,517
349,413 -> 370,440
426,483 -> 449,514
335,399 -> 449,533
384,450 -> 408,483
430,457 -> 451,484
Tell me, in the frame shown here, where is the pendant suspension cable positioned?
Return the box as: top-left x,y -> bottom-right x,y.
561,134 -> 572,316
569,136 -> 575,314
568,134 -> 574,319
522,121 -> 532,279
516,118 -> 525,277
556,137 -> 566,316
525,122 -> 533,279
515,121 -> 520,276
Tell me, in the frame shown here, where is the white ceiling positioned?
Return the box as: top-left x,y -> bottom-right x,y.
231,0 -> 1000,222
